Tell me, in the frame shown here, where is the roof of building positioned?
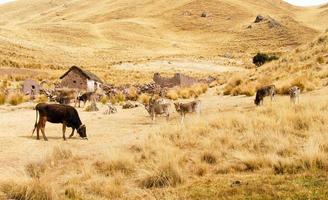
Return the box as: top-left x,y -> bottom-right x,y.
60,66 -> 103,83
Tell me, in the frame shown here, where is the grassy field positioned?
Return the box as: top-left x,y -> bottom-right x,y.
1,88 -> 328,199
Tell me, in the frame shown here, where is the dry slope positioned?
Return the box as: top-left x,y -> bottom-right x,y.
0,0 -> 325,68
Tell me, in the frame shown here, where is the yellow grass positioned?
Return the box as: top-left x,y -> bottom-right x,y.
1,94 -> 328,199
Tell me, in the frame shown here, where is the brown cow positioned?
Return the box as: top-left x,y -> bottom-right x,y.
145,98 -> 171,122
174,100 -> 201,124
32,103 -> 87,141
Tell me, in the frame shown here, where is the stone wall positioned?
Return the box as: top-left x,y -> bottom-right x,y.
153,73 -> 198,88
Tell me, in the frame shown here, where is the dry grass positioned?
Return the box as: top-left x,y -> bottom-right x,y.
0,93 -> 6,105
138,93 -> 151,105
34,94 -> 48,104
1,96 -> 328,199
7,92 -> 26,106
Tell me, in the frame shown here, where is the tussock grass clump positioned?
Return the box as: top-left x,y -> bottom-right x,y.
25,161 -> 47,179
35,94 -> 48,103
166,89 -> 179,100
0,93 -> 6,105
110,92 -> 126,105
140,162 -> 183,188
127,87 -> 139,101
87,179 -> 123,199
64,187 -> 83,200
93,158 -> 135,176
100,95 -> 109,104
138,93 -> 151,105
1,180 -> 54,200
51,147 -> 73,161
7,92 -> 25,105
201,152 -> 217,165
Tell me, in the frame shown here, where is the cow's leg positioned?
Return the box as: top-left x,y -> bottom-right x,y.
36,123 -> 40,140
62,124 -> 67,140
36,116 -> 43,140
166,113 -> 169,121
152,113 -> 156,123
69,128 -> 75,138
180,113 -> 185,124
40,117 -> 48,141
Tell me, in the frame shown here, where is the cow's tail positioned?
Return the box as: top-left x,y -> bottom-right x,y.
31,108 -> 38,137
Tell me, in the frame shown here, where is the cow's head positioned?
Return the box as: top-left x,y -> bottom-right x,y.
77,124 -> 87,139
174,102 -> 181,111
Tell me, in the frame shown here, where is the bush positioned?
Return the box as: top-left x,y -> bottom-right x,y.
253,53 -> 279,67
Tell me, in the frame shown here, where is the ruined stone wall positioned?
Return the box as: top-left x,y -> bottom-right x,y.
153,73 -> 198,88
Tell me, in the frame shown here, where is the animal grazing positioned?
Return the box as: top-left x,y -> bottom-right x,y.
174,100 -> 201,124
289,86 -> 301,104
254,85 -> 276,106
145,98 -> 171,122
76,92 -> 95,107
32,103 -> 87,141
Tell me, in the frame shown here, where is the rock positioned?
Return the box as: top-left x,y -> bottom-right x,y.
201,12 -> 208,18
254,15 -> 264,23
122,101 -> 139,109
104,104 -> 117,114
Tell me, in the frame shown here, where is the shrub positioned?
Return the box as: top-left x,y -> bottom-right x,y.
253,53 -> 279,67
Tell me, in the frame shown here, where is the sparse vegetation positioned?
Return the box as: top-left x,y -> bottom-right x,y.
7,92 -> 26,106
253,53 -> 279,67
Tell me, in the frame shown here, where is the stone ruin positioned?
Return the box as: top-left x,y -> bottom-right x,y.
153,73 -> 198,88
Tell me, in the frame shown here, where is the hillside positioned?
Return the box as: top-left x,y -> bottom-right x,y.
223,30 -> 328,96
0,0 -> 326,69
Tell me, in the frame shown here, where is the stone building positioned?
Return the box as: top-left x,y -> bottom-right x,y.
153,73 -> 198,88
22,79 -> 40,96
59,66 -> 103,92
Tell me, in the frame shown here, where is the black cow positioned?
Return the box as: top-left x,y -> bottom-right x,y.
254,85 -> 276,106
32,103 -> 87,141
76,92 -> 95,107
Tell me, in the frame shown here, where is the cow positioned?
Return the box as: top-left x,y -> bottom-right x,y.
76,92 -> 95,107
145,97 -> 171,122
289,86 -> 301,104
32,103 -> 87,141
174,100 -> 201,124
254,85 -> 276,106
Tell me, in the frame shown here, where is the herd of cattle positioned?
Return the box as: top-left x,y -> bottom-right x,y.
31,84 -> 300,141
